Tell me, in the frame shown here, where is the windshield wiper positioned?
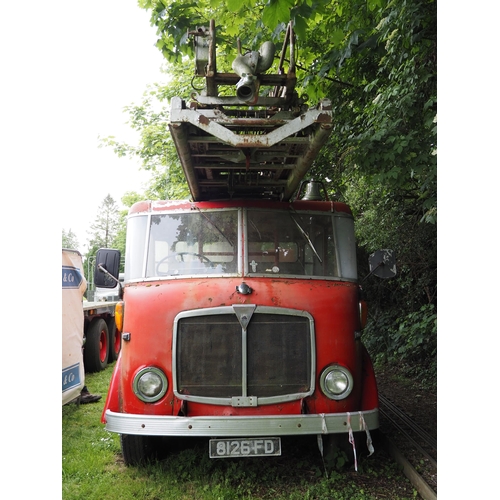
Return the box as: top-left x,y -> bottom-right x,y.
194,207 -> 234,247
289,211 -> 323,263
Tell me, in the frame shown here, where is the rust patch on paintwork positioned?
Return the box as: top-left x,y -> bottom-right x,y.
198,115 -> 210,126
316,112 -> 333,124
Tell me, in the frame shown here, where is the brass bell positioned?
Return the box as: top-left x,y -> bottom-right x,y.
301,181 -> 324,201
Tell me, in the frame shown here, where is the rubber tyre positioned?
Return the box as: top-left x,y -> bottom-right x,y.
120,434 -> 157,466
106,317 -> 121,362
84,318 -> 109,373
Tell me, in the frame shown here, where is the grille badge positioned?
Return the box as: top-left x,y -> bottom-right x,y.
232,304 -> 256,329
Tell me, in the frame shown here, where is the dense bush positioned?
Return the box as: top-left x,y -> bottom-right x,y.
363,304 -> 437,388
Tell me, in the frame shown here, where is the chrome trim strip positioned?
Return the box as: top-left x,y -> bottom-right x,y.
242,324 -> 248,398
121,274 -> 356,283
238,209 -> 243,273
104,409 -> 379,437
178,391 -> 313,407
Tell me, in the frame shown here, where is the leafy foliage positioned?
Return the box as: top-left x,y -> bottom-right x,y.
62,228 -> 79,250
86,194 -> 120,250
84,194 -> 122,281
364,304 -> 437,387
112,191 -> 144,266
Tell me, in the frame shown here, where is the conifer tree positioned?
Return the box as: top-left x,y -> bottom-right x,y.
84,194 -> 121,282
62,228 -> 79,250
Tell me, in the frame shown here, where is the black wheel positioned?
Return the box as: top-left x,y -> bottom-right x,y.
156,252 -> 213,275
106,317 -> 121,362
84,318 -> 109,373
120,434 -> 157,466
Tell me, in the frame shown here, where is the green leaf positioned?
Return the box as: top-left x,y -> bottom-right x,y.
226,0 -> 242,12
262,0 -> 293,29
331,28 -> 344,46
367,0 -> 384,11
293,15 -> 308,40
226,23 -> 241,36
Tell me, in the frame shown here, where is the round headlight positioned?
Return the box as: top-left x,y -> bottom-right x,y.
320,365 -> 353,400
133,367 -> 168,403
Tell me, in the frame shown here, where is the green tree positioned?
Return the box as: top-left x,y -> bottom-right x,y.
87,194 -> 120,249
84,195 -> 121,282
62,228 -> 79,250
112,191 -> 145,264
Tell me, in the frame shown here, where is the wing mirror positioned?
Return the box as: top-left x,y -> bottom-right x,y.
367,249 -> 397,279
94,248 -> 121,288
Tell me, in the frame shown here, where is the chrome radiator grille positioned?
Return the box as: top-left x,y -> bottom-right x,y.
174,306 -> 314,405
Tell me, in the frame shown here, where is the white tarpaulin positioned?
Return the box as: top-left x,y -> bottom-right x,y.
62,249 -> 87,405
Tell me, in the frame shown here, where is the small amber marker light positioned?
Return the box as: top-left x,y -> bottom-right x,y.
114,301 -> 124,332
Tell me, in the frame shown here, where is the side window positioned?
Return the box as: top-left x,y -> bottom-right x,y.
334,216 -> 357,280
125,215 -> 148,279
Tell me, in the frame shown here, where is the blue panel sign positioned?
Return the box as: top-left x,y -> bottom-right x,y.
62,266 -> 83,289
62,363 -> 82,393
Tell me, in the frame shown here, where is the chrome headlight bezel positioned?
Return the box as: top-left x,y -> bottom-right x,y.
320,364 -> 354,401
133,367 -> 168,403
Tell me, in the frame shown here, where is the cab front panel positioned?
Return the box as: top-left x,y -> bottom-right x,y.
108,276 -> 367,420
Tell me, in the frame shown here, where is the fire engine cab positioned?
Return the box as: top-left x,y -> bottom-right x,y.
97,22 -> 395,466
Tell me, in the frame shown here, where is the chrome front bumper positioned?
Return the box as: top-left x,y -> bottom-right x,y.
104,408 -> 378,437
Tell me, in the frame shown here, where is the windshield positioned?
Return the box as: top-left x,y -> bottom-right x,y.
125,207 -> 357,281
146,211 -> 238,277
246,210 -> 337,277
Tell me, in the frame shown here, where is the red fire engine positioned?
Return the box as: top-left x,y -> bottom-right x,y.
97,22 -> 395,465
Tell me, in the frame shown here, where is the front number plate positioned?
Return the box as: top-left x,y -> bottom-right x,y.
209,437 -> 281,458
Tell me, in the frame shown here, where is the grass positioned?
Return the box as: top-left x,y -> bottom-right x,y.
62,365 -> 417,499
